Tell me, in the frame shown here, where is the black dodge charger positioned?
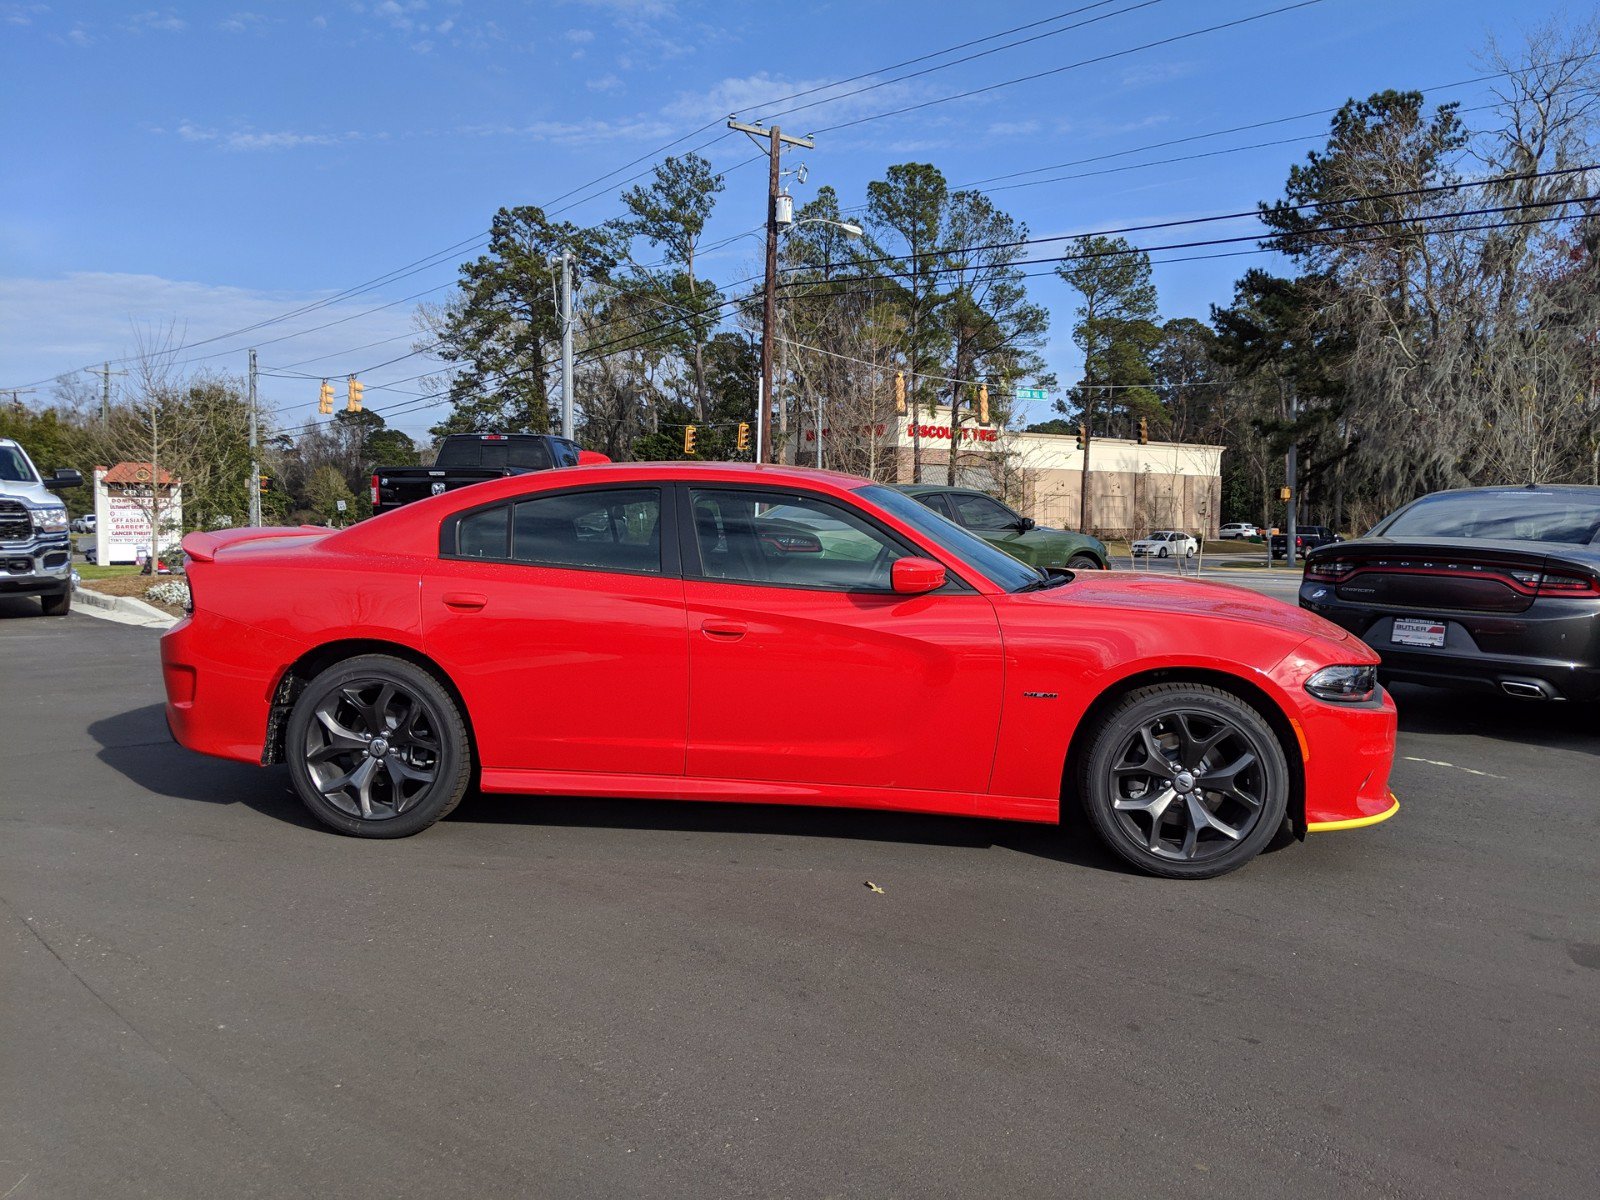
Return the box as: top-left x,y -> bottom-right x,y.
1298,485 -> 1600,702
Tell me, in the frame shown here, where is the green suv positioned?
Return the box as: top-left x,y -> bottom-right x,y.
894,484 -> 1109,572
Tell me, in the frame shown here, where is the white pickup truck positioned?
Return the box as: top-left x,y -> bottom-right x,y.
0,437 -> 82,615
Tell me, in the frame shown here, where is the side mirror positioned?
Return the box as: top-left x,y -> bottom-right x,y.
49,469 -> 83,489
1017,516 -> 1036,531
891,556 -> 946,595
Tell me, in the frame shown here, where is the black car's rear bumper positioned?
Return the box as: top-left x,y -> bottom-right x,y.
1301,589 -> 1600,702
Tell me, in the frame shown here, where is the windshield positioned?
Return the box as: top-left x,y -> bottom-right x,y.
0,446 -> 39,484
1376,491 -> 1600,546
858,484 -> 1043,592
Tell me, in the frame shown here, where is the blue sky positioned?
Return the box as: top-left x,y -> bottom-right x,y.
0,0 -> 1580,436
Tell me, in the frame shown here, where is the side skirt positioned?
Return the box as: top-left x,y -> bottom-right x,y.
477,768 -> 1059,824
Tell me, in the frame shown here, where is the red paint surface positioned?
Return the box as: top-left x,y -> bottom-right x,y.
162,462 -> 1394,831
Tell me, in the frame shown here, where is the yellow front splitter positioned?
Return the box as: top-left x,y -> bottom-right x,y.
1307,793 -> 1400,833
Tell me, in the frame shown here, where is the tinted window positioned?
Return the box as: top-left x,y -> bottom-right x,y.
689,489 -> 907,591
435,438 -> 553,471
1377,492 -> 1600,545
512,488 -> 661,573
456,505 -> 509,558
551,440 -> 581,467
859,485 -> 1042,592
949,493 -> 1018,531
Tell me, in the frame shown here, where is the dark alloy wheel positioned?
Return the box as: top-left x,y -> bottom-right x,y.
1078,683 -> 1289,879
1158,546 -> 1169,558
1066,554 -> 1101,572
285,654 -> 472,837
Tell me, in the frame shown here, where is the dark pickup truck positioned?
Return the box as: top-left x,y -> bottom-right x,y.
1270,524 -> 1341,559
371,433 -> 585,515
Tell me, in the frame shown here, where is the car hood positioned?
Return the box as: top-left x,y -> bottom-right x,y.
1020,571 -> 1351,642
0,479 -> 63,506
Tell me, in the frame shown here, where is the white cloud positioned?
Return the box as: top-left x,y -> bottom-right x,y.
457,116 -> 674,144
311,14 -> 328,28
1120,61 -> 1196,89
565,28 -> 595,43
124,9 -> 186,33
172,120 -> 363,151
987,120 -> 1042,138
665,73 -> 923,128
3,3 -> 48,27
0,272 -> 443,438
586,73 -> 622,93
219,12 -> 274,34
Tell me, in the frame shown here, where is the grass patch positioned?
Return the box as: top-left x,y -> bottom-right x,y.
75,564 -> 142,580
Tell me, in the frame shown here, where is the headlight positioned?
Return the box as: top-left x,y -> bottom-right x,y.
31,505 -> 69,534
1305,664 -> 1377,703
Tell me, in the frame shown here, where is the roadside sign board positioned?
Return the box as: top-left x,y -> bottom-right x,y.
1015,387 -> 1048,401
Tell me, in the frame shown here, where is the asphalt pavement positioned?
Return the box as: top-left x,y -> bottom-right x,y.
1,599 -> 1596,1199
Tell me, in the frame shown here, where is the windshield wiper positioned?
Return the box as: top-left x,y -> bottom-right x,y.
1014,571 -> 1074,593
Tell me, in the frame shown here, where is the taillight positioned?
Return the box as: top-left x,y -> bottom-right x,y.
1537,571 -> 1600,596
371,474 -> 380,506
1304,558 -> 1354,582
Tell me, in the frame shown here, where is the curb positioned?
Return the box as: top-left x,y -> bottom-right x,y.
74,585 -> 179,630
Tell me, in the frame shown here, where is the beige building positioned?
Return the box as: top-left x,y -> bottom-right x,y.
797,406 -> 1224,539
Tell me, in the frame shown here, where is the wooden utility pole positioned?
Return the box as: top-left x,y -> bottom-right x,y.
728,119 -> 814,464
1079,424 -> 1093,533
248,348 -> 261,527
84,362 -> 126,426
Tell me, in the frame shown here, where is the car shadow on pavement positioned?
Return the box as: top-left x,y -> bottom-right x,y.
87,703 -> 322,831
447,790 -> 1137,873
1390,683 -> 1599,756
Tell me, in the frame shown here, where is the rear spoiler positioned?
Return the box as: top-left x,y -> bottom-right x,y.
578,450 -> 612,465
182,526 -> 327,563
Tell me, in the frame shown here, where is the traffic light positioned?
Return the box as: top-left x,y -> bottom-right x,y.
347,378 -> 364,413
977,383 -> 989,425
894,371 -> 906,414
1076,425 -> 1086,451
1279,485 -> 1293,501
736,422 -> 750,453
259,475 -> 272,493
318,380 -> 334,415
1138,417 -> 1149,445
683,425 -> 697,455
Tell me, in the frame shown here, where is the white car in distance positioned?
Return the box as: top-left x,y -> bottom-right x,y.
1131,530 -> 1199,558
1219,522 -> 1259,539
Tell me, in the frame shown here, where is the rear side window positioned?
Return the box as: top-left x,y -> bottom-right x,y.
456,505 -> 509,558
1378,492 -> 1600,545
435,438 -> 553,471
512,488 -> 661,574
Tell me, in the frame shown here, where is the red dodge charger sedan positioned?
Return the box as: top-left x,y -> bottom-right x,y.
162,463 -> 1397,878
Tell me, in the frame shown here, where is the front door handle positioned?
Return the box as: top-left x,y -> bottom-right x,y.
700,620 -> 747,640
442,592 -> 488,612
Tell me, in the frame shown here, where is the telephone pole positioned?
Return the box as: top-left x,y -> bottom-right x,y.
248,348 -> 261,527
1079,424 -> 1094,533
728,118 -> 814,464
558,251 -> 575,440
84,362 -> 127,425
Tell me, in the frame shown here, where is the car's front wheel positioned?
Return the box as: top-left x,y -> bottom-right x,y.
1077,684 -> 1289,879
285,654 -> 472,837
40,589 -> 71,616
1066,554 -> 1101,571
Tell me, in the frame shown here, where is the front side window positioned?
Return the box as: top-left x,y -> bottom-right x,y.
949,492 -> 1018,531
689,489 -> 908,591
0,446 -> 38,483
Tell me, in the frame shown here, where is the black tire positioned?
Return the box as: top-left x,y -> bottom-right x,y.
1185,546 -> 1196,559
40,589 -> 71,616
285,654 -> 472,838
1066,553 -> 1101,571
1158,546 -> 1169,559
1076,683 -> 1290,879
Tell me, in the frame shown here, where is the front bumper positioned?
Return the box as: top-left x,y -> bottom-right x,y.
0,535 -> 72,595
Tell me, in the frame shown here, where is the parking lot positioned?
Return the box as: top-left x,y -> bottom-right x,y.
2,597 -> 1596,1199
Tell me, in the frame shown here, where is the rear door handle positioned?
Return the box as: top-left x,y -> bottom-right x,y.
443,592 -> 488,612
700,620 -> 747,640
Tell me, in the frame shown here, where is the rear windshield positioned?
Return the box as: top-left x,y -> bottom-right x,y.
436,437 -> 553,471
1376,491 -> 1600,545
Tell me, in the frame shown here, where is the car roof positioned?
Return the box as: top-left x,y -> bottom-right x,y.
893,483 -> 991,497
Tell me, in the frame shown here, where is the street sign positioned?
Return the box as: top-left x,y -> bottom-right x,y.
1015,387 -> 1048,401
335,500 -> 348,512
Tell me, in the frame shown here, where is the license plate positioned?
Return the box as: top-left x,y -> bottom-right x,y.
1392,618 -> 1446,648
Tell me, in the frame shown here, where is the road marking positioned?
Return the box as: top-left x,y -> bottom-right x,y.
1404,756 -> 1506,780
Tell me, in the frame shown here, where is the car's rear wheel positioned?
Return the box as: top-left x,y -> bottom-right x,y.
285,654 -> 472,838
40,589 -> 71,616
1077,684 -> 1289,879
1066,553 -> 1101,571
